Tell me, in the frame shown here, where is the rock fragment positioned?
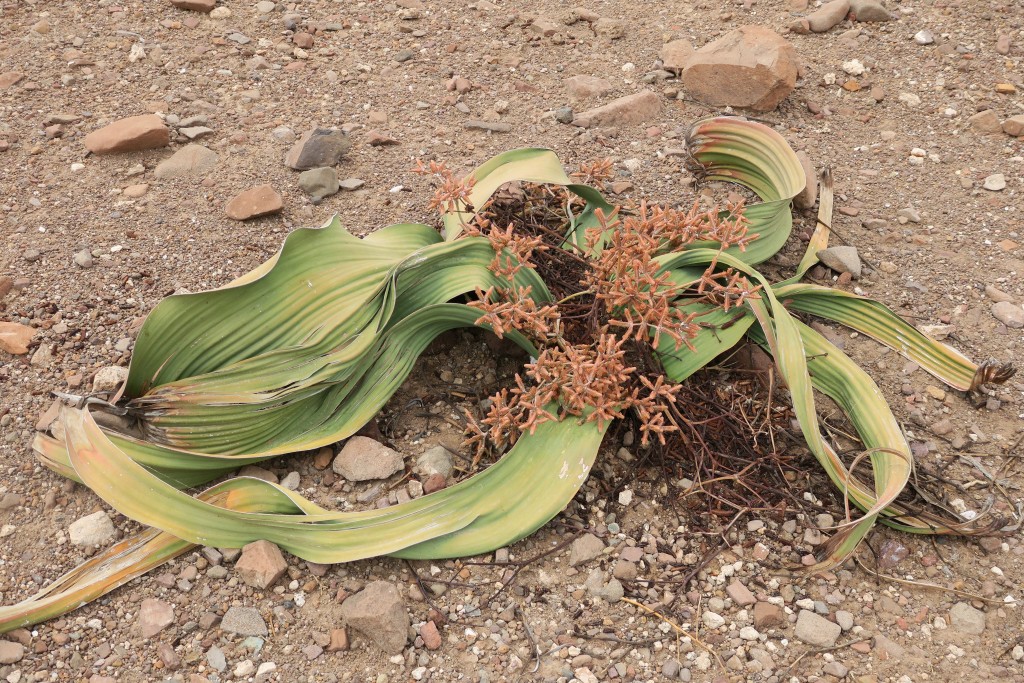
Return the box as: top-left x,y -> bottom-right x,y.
224,184 -> 284,220
969,110 -> 1002,135
850,0 -> 892,21
68,511 -> 116,547
420,621 -> 442,650
565,75 -> 613,100
681,26 -> 797,112
569,533 -> 605,566
659,40 -> 694,74
298,167 -> 340,202
806,0 -> 849,32
817,246 -> 862,278
84,115 -> 169,155
0,640 -> 25,664
992,301 -> 1024,328
753,601 -> 785,630
0,322 -> 35,355
726,580 -> 757,607
572,91 -> 661,128
333,436 -> 404,481
0,72 -> 25,89
138,598 -> 175,638
794,610 -> 841,647
949,602 -> 986,634
170,0 -> 215,11
1003,115 -> 1024,137
983,174 -> 1006,191
284,128 -> 350,170
414,446 -> 454,480
340,581 -> 410,653
154,144 -> 218,178
93,366 -> 128,394
235,540 -> 288,589
221,607 -> 268,636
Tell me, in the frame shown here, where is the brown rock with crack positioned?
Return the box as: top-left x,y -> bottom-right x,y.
572,91 -> 661,128
682,26 -> 798,112
84,115 -> 169,155
224,184 -> 284,221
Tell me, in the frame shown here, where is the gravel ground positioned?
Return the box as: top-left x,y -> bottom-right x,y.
1,1 -> 1023,682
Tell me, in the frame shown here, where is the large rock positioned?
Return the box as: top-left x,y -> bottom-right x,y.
221,607 -> 268,636
0,322 -> 35,355
138,598 -> 175,638
682,26 -> 797,112
332,436 -> 405,481
284,128 -> 351,170
84,115 -> 169,155
154,144 -> 218,179
68,510 -> 116,547
224,184 -> 284,221
794,610 -> 841,647
572,91 -> 661,129
340,581 -> 410,653
659,40 -> 694,74
234,540 -> 288,589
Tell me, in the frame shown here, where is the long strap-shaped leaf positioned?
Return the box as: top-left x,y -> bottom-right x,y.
59,400 -> 605,564
774,283 -> 988,391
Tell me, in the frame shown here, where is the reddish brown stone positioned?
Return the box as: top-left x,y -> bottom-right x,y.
326,628 -> 349,652
682,25 -> 797,112
420,620 -> 442,650
224,184 -> 283,221
0,322 -> 35,355
752,601 -> 785,630
84,115 -> 169,155
423,473 -> 447,494
234,539 -> 288,589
